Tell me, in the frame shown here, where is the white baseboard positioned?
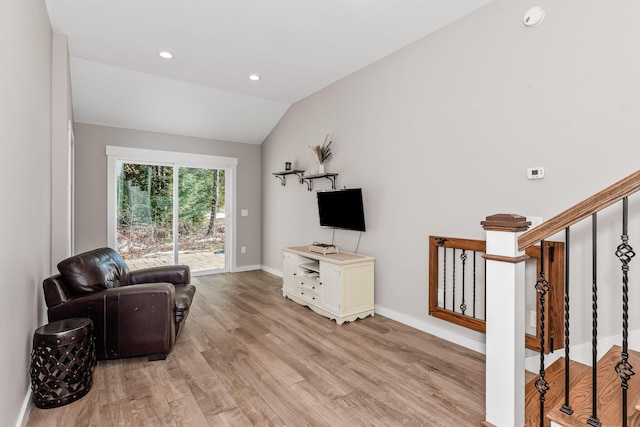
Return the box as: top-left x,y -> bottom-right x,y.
525,350 -> 563,373
232,264 -> 262,273
254,268 -> 640,372
374,305 -> 486,355
257,267 -> 484,354
16,390 -> 31,427
525,329 -> 640,372
261,265 -> 282,277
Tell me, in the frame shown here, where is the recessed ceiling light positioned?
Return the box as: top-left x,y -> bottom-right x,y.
248,74 -> 261,81
158,51 -> 173,59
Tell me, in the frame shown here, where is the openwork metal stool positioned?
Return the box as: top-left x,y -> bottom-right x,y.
30,318 -> 95,408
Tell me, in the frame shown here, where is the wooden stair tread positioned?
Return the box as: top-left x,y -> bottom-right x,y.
546,345 -> 640,427
525,358 -> 591,427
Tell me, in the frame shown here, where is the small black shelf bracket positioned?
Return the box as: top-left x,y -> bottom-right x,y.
272,170 -> 305,187
300,173 -> 338,191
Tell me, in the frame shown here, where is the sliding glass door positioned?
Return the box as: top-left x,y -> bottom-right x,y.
107,147 -> 237,275
177,167 -> 226,271
116,162 -> 174,268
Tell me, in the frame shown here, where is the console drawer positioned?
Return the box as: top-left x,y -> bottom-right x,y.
297,285 -> 320,304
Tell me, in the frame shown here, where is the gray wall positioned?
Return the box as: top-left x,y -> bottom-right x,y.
51,33 -> 74,274
262,0 -> 640,349
0,1 -> 53,425
73,123 -> 262,269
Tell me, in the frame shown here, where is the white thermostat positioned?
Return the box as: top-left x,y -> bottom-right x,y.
527,167 -> 545,180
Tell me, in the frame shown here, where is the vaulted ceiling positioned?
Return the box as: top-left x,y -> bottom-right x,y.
45,0 -> 494,144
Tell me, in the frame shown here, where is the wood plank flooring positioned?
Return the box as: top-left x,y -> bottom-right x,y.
524,358 -> 591,427
544,346 -> 640,427
26,270 -> 486,426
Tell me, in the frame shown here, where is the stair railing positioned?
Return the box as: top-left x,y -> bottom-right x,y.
517,170 -> 640,427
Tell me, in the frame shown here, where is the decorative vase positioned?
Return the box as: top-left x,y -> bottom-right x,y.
318,164 -> 325,174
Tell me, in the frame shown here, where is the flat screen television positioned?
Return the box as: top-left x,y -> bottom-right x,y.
317,188 -> 366,232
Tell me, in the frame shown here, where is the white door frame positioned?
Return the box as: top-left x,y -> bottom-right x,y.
106,146 -> 238,273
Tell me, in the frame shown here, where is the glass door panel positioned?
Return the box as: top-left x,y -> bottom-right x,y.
178,167 -> 226,272
116,162 -> 174,269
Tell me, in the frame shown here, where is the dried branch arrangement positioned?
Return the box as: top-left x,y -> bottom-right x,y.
309,134 -> 333,165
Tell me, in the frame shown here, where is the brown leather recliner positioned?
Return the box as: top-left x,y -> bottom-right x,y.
43,247 -> 195,361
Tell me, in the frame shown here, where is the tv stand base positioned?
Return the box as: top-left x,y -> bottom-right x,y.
283,292 -> 374,324
281,246 -> 375,325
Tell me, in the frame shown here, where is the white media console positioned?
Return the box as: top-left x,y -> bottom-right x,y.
282,246 -> 375,324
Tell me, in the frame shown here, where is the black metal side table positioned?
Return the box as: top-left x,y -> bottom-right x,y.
30,318 -> 95,408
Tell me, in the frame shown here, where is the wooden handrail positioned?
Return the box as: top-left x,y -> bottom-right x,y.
518,170 -> 640,251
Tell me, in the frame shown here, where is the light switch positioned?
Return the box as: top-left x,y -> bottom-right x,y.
241,209 -> 248,216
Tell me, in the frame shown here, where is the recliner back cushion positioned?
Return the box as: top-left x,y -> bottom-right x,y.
58,247 -> 130,295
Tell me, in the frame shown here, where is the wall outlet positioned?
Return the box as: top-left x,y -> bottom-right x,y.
530,310 -> 537,328
241,209 -> 248,217
241,246 -> 246,254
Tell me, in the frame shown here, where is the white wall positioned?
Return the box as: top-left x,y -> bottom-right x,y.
0,1 -> 53,426
72,123 -> 262,269
262,0 -> 640,350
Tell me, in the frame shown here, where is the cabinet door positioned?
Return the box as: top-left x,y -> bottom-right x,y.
282,252 -> 297,293
320,262 -> 341,313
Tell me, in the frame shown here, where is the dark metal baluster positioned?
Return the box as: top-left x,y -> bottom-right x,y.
443,247 -> 447,310
587,213 -> 601,427
615,197 -> 635,427
472,251 -> 477,319
535,239 -> 550,427
560,227 -> 574,415
452,248 -> 456,313
460,250 -> 467,314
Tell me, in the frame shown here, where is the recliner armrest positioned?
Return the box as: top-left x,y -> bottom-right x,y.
43,274 -> 70,308
128,265 -> 191,286
48,282 -> 175,317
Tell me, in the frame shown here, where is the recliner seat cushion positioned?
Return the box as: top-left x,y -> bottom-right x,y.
57,247 -> 130,295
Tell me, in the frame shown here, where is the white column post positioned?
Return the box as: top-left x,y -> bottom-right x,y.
481,214 -> 530,427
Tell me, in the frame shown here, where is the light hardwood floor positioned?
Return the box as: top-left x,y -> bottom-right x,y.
27,270 -> 486,427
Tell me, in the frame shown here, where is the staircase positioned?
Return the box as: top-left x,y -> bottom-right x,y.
525,346 -> 640,426
483,170 -> 640,427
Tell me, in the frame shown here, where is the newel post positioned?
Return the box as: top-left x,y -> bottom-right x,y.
481,214 -> 530,427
